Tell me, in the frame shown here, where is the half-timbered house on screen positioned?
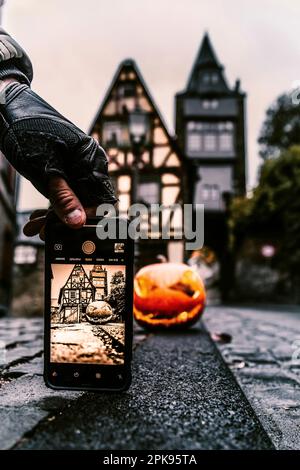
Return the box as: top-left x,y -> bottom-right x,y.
89,59 -> 188,268
58,265 -> 95,323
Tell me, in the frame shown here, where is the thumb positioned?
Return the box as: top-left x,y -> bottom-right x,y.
48,176 -> 86,228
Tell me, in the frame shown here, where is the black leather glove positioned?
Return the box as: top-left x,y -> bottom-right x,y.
0,83 -> 117,206
0,27 -> 33,85
0,27 -> 116,207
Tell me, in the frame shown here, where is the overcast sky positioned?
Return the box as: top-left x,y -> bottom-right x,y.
3,0 -> 300,210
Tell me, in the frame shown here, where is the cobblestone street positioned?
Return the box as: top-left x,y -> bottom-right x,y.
0,306 -> 299,449
205,306 -> 300,450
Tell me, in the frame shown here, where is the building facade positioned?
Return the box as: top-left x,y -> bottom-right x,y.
10,34 -> 247,313
175,34 -> 247,298
0,152 -> 16,314
11,211 -> 44,317
0,1 -> 18,314
176,33 -> 246,205
89,59 -> 188,268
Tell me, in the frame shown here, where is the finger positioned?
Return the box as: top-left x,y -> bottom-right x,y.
29,209 -> 48,220
85,207 -> 98,218
23,215 -> 46,237
48,176 -> 86,228
37,207 -> 96,239
39,224 -> 45,241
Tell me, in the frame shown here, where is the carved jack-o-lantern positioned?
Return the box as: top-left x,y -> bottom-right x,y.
86,301 -> 113,324
134,263 -> 206,329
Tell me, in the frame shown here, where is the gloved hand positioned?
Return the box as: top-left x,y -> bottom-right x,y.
0,28 -> 117,236
22,178 -> 101,240
0,81 -> 117,208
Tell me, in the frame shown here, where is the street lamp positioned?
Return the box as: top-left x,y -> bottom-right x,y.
128,107 -> 149,270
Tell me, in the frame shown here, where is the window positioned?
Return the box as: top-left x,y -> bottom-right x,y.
103,121 -> 123,146
202,99 -> 219,110
70,290 -> 76,299
202,184 -> 220,202
211,73 -> 219,83
186,121 -> 235,155
194,166 -> 233,209
202,73 -> 210,84
187,134 -> 202,152
14,245 -> 37,264
118,82 -> 136,98
219,133 -> 233,151
211,185 -> 220,200
138,181 -> 160,204
204,134 -> 217,151
202,185 -> 210,201
202,73 -> 219,84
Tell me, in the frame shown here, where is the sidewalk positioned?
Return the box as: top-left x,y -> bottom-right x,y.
1,306 -> 297,449
205,306 -> 300,450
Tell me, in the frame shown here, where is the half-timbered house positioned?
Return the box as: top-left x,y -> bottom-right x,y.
58,265 -> 95,323
89,59 -> 188,268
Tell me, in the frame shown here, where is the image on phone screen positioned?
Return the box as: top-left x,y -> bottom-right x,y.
50,262 -> 126,365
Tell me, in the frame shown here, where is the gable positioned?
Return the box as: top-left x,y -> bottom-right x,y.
89,59 -> 184,172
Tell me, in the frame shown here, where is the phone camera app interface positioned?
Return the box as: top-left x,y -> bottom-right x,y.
50,241 -> 126,366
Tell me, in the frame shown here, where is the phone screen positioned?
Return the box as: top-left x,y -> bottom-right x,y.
50,262 -> 126,366
44,218 -> 133,391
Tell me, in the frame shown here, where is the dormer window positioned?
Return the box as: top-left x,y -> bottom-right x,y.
211,73 -> 219,83
202,99 -> 219,110
118,82 -> 136,98
201,72 -> 219,84
202,73 -> 210,84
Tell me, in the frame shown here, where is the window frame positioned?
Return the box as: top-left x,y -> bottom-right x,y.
137,176 -> 161,205
186,121 -> 235,155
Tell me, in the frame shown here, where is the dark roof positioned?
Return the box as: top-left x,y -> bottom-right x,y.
89,58 -> 171,138
183,33 -> 234,95
192,32 -> 222,68
88,58 -> 186,163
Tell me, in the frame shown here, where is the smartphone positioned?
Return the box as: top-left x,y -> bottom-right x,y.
44,216 -> 134,392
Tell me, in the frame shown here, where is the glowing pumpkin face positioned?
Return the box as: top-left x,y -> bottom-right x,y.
134,262 -> 206,329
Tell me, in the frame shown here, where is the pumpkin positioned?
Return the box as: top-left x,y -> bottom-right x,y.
86,301 -> 113,324
133,262 -> 206,329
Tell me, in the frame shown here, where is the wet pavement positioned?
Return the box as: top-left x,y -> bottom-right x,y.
0,306 -> 299,449
205,305 -> 300,450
